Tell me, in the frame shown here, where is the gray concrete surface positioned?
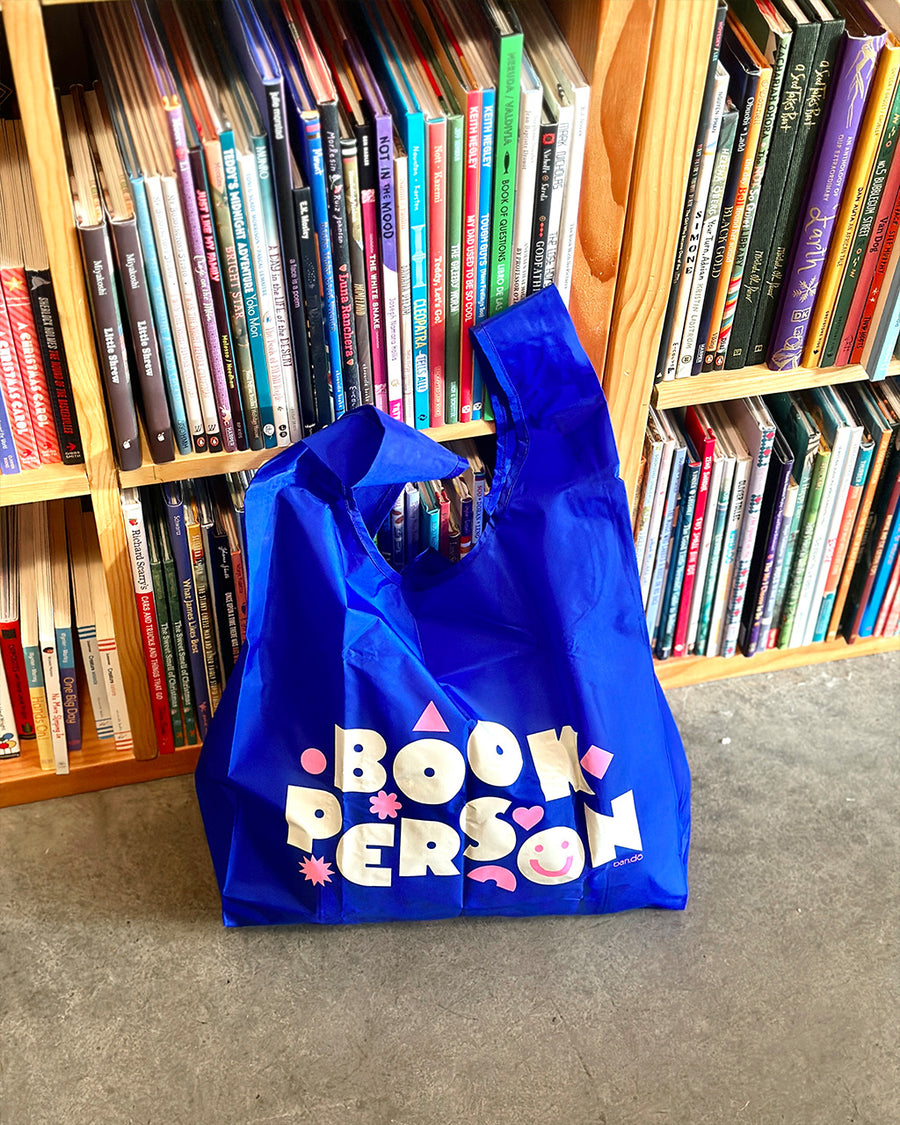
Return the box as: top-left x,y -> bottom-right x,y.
1,654 -> 898,1125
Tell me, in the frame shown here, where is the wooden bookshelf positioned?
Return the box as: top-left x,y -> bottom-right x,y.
0,461 -> 90,506
652,362 -> 889,410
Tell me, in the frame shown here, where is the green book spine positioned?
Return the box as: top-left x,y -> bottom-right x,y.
745,17 -> 845,366
725,19 -> 819,369
150,556 -> 185,748
162,550 -> 198,746
778,447 -> 830,647
488,29 -> 523,316
821,86 -> 900,367
445,113 -> 464,423
695,459 -> 735,654
716,19 -> 792,364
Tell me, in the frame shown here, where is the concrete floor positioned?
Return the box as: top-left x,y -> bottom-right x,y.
1,654 -> 898,1125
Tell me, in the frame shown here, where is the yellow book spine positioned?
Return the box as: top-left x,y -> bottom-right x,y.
28,685 -> 54,772
803,36 -> 900,367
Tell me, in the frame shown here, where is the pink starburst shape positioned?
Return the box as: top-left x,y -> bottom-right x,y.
299,855 -> 333,887
369,790 -> 402,820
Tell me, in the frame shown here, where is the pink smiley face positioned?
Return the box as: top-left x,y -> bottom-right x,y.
517,827 -> 585,886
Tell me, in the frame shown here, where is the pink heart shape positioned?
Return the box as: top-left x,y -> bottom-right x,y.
512,805 -> 544,831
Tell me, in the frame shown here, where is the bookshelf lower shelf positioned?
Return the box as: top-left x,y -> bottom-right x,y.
0,734 -> 200,807
0,461 -> 91,507
654,634 -> 899,689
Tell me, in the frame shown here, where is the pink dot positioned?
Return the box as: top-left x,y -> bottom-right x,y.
562,840 -> 570,850
535,844 -> 544,853
301,748 -> 327,775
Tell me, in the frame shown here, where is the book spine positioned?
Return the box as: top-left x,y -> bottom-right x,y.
402,112 -> 429,429
458,91 -> 482,424
161,550 -> 197,746
686,455 -> 725,650
744,455 -> 792,656
488,29 -> 523,315
0,621 -> 35,739
528,122 -> 556,296
144,176 -> 208,452
673,439 -> 714,656
766,442 -> 815,649
55,620 -> 80,754
40,631 -> 69,774
543,104 -> 573,301
121,494 -> 174,754
190,148 -> 247,450
803,44 -> 900,366
27,272 -> 83,464
164,106 -> 236,450
161,174 -> 222,449
0,657 -> 19,757
844,452 -> 900,641
427,118 -> 447,428
634,439 -> 664,574
342,135 -> 375,408
0,383 -> 19,474
554,81 -> 589,307
875,551 -> 900,634
302,113 -> 346,419
778,448 -> 830,647
656,458 -> 699,660
646,447 -> 686,645
852,182 -> 900,366
74,227 -> 141,471
130,176 -> 191,455
823,89 -> 900,367
726,25 -> 818,369
471,89 -> 495,421
695,458 -> 735,654
747,23 -> 844,366
444,114 -> 464,424
640,441 -> 676,605
320,100 -> 362,412
186,519 -> 221,714
21,637 -> 54,770
858,495 -> 900,636
108,220 -> 176,463
769,34 -> 886,371
95,631 -> 133,752
707,454 -> 749,655
293,185 -> 332,426
0,289 -> 38,469
357,123 -> 388,413
163,494 -> 211,739
204,528 -> 241,682
240,150 -> 289,447
1,267 -> 60,464
150,554 -> 184,749
510,80 -> 541,306
221,134 -> 275,444
373,114 -> 403,421
759,479 -> 799,649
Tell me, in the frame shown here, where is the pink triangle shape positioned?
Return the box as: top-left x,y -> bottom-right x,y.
413,701 -> 449,733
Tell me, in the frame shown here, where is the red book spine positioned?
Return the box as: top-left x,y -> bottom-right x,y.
0,620 -> 36,739
882,558 -> 900,635
427,117 -> 446,427
459,92 -> 482,422
0,288 -> 39,469
231,547 -> 248,645
850,184 -> 900,365
874,552 -> 900,635
1,267 -> 60,464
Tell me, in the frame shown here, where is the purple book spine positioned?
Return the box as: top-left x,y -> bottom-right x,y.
166,105 -> 238,450
748,455 -> 792,655
768,33 -> 886,371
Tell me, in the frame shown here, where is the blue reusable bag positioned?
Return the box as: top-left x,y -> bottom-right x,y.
196,286 -> 690,926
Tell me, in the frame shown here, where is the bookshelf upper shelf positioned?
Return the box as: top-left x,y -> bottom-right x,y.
0,461 -> 90,507
653,358 -> 900,410
118,419 -> 497,488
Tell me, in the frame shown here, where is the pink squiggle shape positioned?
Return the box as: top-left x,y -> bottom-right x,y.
467,865 -> 517,892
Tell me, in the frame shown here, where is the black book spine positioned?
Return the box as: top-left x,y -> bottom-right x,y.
26,270 -> 84,464
190,146 -> 247,450
205,526 -> 241,681
725,21 -> 820,369
655,1 -> 727,381
78,222 -> 141,471
108,219 -> 175,464
319,99 -> 362,411
264,84 -> 315,434
294,184 -> 333,428
527,121 -> 557,296
745,18 -> 845,365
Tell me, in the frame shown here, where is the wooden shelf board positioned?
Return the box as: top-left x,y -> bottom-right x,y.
0,733 -> 200,807
119,421 -> 496,487
653,364 -> 871,410
655,634 -> 899,690
0,461 -> 90,507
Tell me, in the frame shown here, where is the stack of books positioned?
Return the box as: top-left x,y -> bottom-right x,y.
633,377 -> 900,660
0,120 -> 83,475
657,0 -> 900,382
120,473 -> 255,751
57,0 -> 589,470
0,501 -> 131,774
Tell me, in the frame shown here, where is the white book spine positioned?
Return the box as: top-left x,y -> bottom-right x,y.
162,176 -> 220,443
707,456 -> 750,656
634,439 -> 664,574
686,453 -> 725,651
641,438 -> 676,605
801,425 -> 862,646
144,177 -> 205,446
544,103 -> 573,284
789,426 -> 853,647
663,67 -> 728,381
511,80 -> 542,306
240,153 -> 289,447
0,657 -> 17,758
76,627 -> 112,738
554,83 -> 589,306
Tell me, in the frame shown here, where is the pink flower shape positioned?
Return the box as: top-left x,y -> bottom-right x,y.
369,790 -> 402,820
299,855 -> 333,887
